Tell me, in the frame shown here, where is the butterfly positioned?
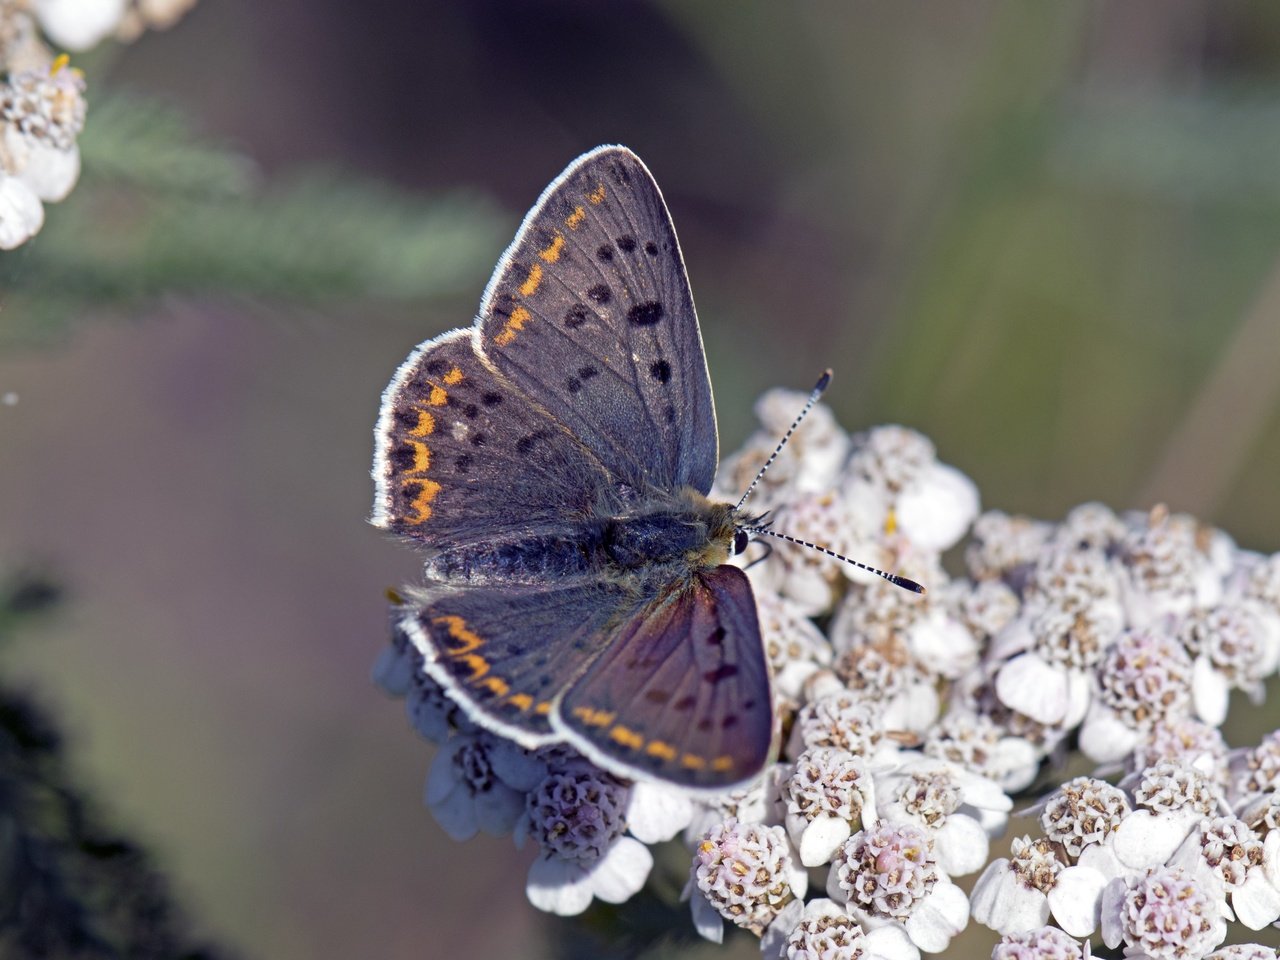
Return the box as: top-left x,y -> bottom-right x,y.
373,146 -> 774,790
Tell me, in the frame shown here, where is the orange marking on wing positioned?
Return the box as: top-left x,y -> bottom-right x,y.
538,233 -> 565,263
443,366 -> 464,386
519,263 -> 543,297
609,725 -> 645,750
711,756 -> 734,773
645,740 -> 677,761
494,305 -> 532,346
587,183 -> 606,205
681,754 -> 707,770
534,701 -> 551,715
566,205 -> 586,230
407,478 -> 442,522
407,408 -> 435,436
454,653 -> 489,680
427,384 -> 448,406
431,615 -> 484,654
507,693 -> 533,711
404,440 -> 431,474
476,676 -> 509,697
572,706 -> 616,728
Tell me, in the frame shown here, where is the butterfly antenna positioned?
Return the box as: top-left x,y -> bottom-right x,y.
742,526 -> 926,594
734,370 -> 832,511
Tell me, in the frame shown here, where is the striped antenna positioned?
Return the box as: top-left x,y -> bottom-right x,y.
734,370 -> 832,511
733,371 -> 926,597
743,527 -> 926,595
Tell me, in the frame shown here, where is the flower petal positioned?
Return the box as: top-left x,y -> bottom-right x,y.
588,836 -> 653,904
1231,867 -> 1280,930
996,653 -> 1068,725
903,880 -> 967,953
626,781 -> 693,843
799,814 -> 852,867
527,855 -> 594,915
1047,865 -> 1108,937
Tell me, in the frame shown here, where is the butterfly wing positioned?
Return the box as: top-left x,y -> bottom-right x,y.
372,328 -> 614,549
475,145 -> 719,495
555,565 -> 773,791
400,578 -> 638,747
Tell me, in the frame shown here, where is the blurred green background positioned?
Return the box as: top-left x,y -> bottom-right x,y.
3,1 -> 1280,957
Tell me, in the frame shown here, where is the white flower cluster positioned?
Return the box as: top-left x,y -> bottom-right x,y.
375,389 -> 1280,960
0,0 -> 196,249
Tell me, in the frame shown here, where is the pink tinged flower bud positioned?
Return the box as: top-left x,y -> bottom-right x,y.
832,821 -> 938,922
1100,865 -> 1228,959
991,925 -> 1088,960
693,817 -> 801,935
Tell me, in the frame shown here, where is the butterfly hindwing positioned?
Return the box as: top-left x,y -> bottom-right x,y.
372,328 -> 613,550
401,578 -> 638,746
555,565 -> 773,791
476,146 -> 719,495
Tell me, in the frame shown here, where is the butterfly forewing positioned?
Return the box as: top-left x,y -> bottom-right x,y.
555,566 -> 773,791
476,146 -> 719,495
373,329 -> 612,549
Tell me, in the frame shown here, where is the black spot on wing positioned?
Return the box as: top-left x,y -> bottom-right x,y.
649,360 -> 671,384
596,244 -> 614,262
703,664 -> 739,684
587,284 -> 612,305
578,365 -> 599,381
628,301 -> 663,326
644,241 -> 659,256
565,304 -> 588,329
482,392 -> 503,406
616,235 -> 636,253
566,377 -> 582,394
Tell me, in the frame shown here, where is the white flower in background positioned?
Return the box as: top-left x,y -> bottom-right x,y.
689,816 -> 807,942
424,732 -> 527,841
1130,716 -> 1229,783
33,0 -> 126,51
922,709 -> 1041,794
715,389 -> 850,508
1117,508 -> 1222,627
1099,864 -> 1229,958
1168,816 -> 1278,929
782,745 -> 875,867
1205,946 -> 1280,960
843,426 -> 979,554
827,820 -> 968,954
754,489 -> 871,615
829,633 -> 939,735
1229,731 -> 1280,809
965,511 -> 1054,587
1178,603 -> 1279,726
787,691 -> 900,770
1079,630 -> 1196,764
754,587 -> 833,699
518,761 -> 653,916
761,897 -> 918,960
876,756 -> 1010,876
991,925 -> 1089,960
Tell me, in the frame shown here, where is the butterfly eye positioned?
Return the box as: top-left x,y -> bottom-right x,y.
733,529 -> 750,556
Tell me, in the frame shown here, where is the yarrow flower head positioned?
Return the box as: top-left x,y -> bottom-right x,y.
1100,864 -> 1229,959
690,817 -> 806,938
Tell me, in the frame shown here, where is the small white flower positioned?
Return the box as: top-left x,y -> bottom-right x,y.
1100,864 -> 1228,958
690,816 -> 807,939
1228,731 -> 1280,808
1080,631 -> 1196,764
1039,776 -> 1131,859
788,691 -> 898,769
828,820 -> 969,954
520,761 -> 652,916
922,709 -> 1041,795
762,897 -> 918,960
970,835 -> 1060,936
876,756 -> 1010,876
965,511 -> 1054,585
755,588 -> 833,699
1113,761 -> 1226,870
1204,945 -> 1280,960
991,925 -> 1089,960
1130,716 -> 1229,783
782,746 -> 875,867
844,426 -> 979,553
1117,509 -> 1222,627
625,780 -> 693,844
1179,604 -> 1279,725
1169,816 -> 1279,929
424,733 -> 526,841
